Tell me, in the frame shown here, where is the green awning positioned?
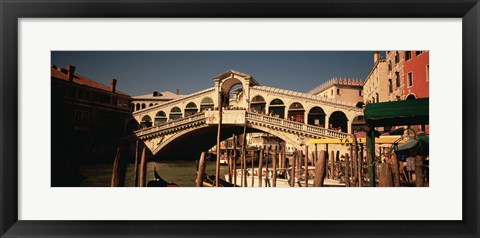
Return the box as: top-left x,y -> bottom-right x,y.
395,136 -> 429,156
364,98 -> 429,127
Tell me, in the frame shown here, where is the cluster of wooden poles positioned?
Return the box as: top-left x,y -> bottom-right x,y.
195,133 -> 371,187
111,141 -> 149,187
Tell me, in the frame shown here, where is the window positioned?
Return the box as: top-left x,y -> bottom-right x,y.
337,89 -> 340,95
408,72 -> 413,87
406,51 -> 412,60
395,51 -> 400,63
416,51 -> 422,56
359,90 -> 362,96
395,72 -> 401,88
388,79 -> 393,93
331,89 -> 333,96
388,61 -> 392,71
426,65 -> 429,82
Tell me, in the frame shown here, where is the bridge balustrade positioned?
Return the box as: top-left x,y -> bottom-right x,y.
245,112 -> 349,138
135,112 -> 206,137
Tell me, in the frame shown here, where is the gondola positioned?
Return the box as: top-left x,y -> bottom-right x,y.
147,164 -> 179,187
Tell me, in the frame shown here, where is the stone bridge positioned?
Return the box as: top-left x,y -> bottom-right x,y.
131,70 -> 364,158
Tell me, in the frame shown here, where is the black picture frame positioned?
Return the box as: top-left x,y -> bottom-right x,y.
1,0 -> 478,237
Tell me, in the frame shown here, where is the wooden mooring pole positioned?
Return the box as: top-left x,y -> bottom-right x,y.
258,148 -> 263,187
314,150 -> 326,187
345,153 -> 350,187
379,163 -> 393,187
272,146 -> 277,187
196,152 -> 207,187
304,146 -> 309,187
415,156 -> 425,187
354,135 -> 362,187
392,153 -> 400,187
133,140 -> 140,187
233,134 -> 237,186
139,147 -> 147,187
265,146 -> 269,187
291,150 -> 296,187
251,150 -> 255,187
214,90 -> 223,187
111,147 -> 122,187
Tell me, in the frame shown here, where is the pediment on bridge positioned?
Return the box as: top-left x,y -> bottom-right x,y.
213,69 -> 259,86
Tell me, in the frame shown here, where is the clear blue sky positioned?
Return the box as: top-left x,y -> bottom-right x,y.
51,51 -> 383,96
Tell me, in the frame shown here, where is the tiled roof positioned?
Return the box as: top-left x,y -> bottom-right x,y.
133,91 -> 183,100
51,65 -> 130,96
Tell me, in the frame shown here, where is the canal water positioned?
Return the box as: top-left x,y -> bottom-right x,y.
79,160 -> 229,187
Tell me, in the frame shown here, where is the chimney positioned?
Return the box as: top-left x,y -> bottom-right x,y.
66,65 -> 76,81
176,88 -> 179,95
110,78 -> 117,93
373,51 -> 380,63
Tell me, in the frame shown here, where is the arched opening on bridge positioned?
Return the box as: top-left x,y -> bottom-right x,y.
287,102 -> 305,123
268,99 -> 285,118
200,97 -> 214,111
221,78 -> 244,108
351,115 -> 366,133
406,94 -> 416,100
140,115 -> 152,128
250,95 -> 266,113
135,103 -> 140,111
184,102 -> 198,116
169,107 -> 183,121
154,111 -> 167,126
149,103 -> 153,107
126,119 -> 139,133
307,106 -> 326,127
329,111 -> 348,132
141,103 -> 146,109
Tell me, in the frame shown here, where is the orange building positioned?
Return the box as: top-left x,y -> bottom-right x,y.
403,51 -> 429,99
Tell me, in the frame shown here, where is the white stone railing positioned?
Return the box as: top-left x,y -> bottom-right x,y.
134,110 -> 350,139
245,112 -> 350,139
135,112 -> 206,137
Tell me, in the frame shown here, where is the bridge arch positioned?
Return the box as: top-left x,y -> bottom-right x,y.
307,106 -> 326,127
184,102 -> 198,116
140,115 -> 152,128
250,95 -> 266,113
351,115 -> 365,133
268,98 -> 285,118
287,102 -> 305,123
169,107 -> 183,121
200,97 -> 214,111
150,123 -> 305,157
329,111 -> 348,132
154,111 -> 167,126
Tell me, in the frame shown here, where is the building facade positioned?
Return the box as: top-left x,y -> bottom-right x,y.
51,64 -> 133,186
308,77 -> 364,104
386,50 -> 406,101
132,90 -> 183,112
363,52 -> 388,104
404,51 -> 430,99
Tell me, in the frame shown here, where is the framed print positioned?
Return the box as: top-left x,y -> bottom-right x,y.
1,0 -> 479,237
